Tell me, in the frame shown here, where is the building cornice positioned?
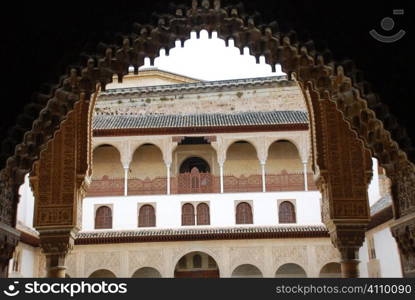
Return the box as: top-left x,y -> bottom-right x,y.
98,75 -> 291,100
93,123 -> 308,137
75,225 -> 329,245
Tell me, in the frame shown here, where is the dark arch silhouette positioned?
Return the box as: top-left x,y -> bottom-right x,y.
175,251 -> 219,278
179,157 -> 210,173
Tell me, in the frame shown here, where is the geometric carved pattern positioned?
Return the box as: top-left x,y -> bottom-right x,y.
0,0 -> 413,277
230,246 -> 263,272
315,98 -> 373,222
128,249 -> 164,276
272,246 -> 308,270
31,93 -> 94,228
315,245 -> 341,267
84,251 -> 121,278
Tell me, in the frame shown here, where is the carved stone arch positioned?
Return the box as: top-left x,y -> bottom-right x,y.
224,139 -> 260,161
0,0 -> 414,278
173,248 -> 223,277
92,142 -> 123,155
265,137 -> 306,163
131,141 -> 165,160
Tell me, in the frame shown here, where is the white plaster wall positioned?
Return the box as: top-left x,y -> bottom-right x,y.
17,174 -> 35,228
373,226 -> 402,277
81,191 -> 322,231
358,241 -> 369,278
9,244 -> 38,278
359,222 -> 403,278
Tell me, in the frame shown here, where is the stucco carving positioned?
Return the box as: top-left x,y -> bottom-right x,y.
0,0 -> 414,277
272,245 -> 308,271
128,249 -> 164,276
229,246 -> 264,273
84,251 -> 122,277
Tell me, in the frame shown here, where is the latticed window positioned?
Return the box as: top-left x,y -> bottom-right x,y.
236,202 -> 253,224
197,203 -> 210,225
279,201 -> 296,223
138,205 -> 156,227
95,206 -> 112,229
182,203 -> 195,226
193,254 -> 202,268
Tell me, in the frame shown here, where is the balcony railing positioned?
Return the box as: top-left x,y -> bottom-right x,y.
87,170 -> 318,197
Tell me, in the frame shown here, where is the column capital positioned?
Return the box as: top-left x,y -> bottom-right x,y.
38,227 -> 78,278
391,212 -> 415,277
0,223 -> 20,278
327,222 -> 366,259
38,227 -> 78,256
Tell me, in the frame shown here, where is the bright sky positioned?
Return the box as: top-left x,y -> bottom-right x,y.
139,30 -> 285,81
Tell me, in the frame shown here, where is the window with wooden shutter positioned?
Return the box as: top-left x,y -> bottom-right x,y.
138,204 -> 156,227
279,201 -> 296,223
193,254 -> 202,268
235,202 -> 253,224
95,206 -> 112,229
197,203 -> 210,225
182,203 -> 195,226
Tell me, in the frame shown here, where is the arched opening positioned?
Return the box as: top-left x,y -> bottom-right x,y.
266,140 -> 313,191
319,263 -> 342,278
196,203 -> 210,225
278,201 -> 296,224
94,206 -> 112,229
131,267 -> 162,278
88,145 -> 124,196
88,269 -> 117,278
174,251 -> 219,278
129,144 -> 166,195
224,141 -> 261,192
275,263 -> 307,278
231,264 -> 263,278
177,157 -> 213,193
138,204 -> 156,227
182,203 -> 195,226
235,202 -> 253,224
179,157 -> 211,173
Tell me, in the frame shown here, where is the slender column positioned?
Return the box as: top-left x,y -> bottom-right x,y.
328,224 -> 366,278
260,161 -> 266,192
219,163 -> 224,194
166,163 -> 171,195
303,161 -> 308,191
38,228 -> 77,278
123,166 -> 129,196
339,248 -> 360,278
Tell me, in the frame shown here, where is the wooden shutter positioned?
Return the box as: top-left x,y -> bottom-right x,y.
182,203 -> 195,226
138,205 -> 156,227
235,202 -> 253,224
197,203 -> 210,225
279,201 -> 296,223
95,206 -> 112,229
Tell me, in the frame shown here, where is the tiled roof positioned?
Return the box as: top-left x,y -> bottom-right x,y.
93,111 -> 308,130
75,225 -> 328,244
100,75 -> 288,96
